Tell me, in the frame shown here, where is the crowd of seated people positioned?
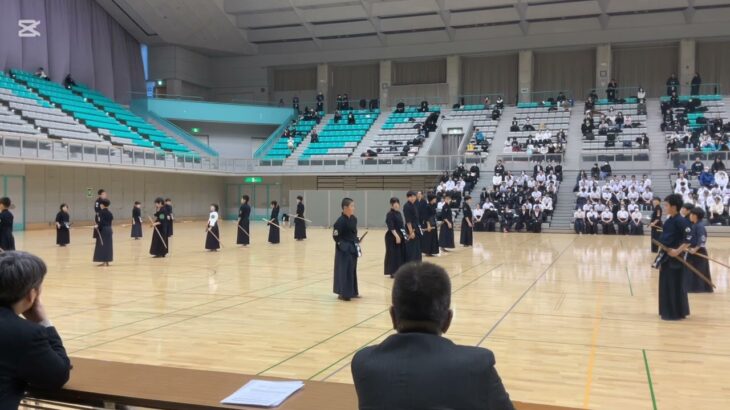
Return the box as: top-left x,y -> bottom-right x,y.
665,121 -> 730,153
504,123 -> 566,155
674,157 -> 729,225
581,105 -> 647,148
433,163 -> 480,208
467,161 -> 560,233
572,172 -> 654,235
363,101 -> 439,159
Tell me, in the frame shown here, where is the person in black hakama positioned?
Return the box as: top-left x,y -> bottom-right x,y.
439,194 -> 455,251
333,197 -> 360,301
237,195 -> 251,246
55,204 -> 70,246
655,194 -> 691,321
685,207 -> 713,293
92,189 -> 107,240
421,194 -> 440,256
205,204 -> 221,251
165,198 -> 174,237
384,198 -> 406,278
294,196 -> 307,241
649,198 -> 662,253
93,199 -> 113,267
149,197 -> 169,258
460,195 -> 474,247
0,197 -> 16,251
402,191 -> 422,263
268,201 -> 280,244
416,192 -> 430,256
131,201 -> 143,239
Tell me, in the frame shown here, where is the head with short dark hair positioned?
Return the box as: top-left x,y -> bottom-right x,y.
59,203 -> 68,211
690,207 -> 705,223
297,195 -> 303,201
210,203 -> 219,212
664,194 -> 684,216
0,251 -> 47,309
154,197 -> 164,209
341,197 -> 355,216
165,198 -> 172,204
271,200 -> 278,207
0,197 -> 10,210
134,201 -> 141,207
98,189 -> 106,196
390,262 -> 452,335
681,202 -> 694,216
99,198 -> 110,208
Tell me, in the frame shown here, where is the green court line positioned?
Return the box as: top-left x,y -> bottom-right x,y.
642,349 -> 658,410
626,266 -> 634,296
309,328 -> 393,381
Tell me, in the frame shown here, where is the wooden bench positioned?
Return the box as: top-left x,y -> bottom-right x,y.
27,358 -> 582,410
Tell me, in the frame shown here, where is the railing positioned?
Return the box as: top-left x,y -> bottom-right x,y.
519,89 -> 572,103
131,107 -> 220,158
389,95 -> 448,107
497,152 -> 565,164
130,91 -> 204,101
593,86 -> 641,101
252,111 -> 299,159
669,151 -> 730,168
581,146 -> 650,162
457,93 -> 508,106
679,82 -> 722,96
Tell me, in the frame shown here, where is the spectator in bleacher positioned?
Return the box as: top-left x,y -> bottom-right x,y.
715,170 -> 728,190
278,98 -> 285,107
292,96 -> 300,114
336,95 -> 343,110
287,136 -> 295,151
34,67 -> 49,80
347,112 -> 356,125
585,96 -> 595,113
606,79 -> 618,102
0,251 -> 71,409
311,131 -> 319,144
316,92 -> 324,112
496,96 -> 505,110
636,132 -> 649,149
699,167 -> 715,187
63,74 -> 76,89
556,92 -> 567,104
615,111 -> 625,129
352,262 -> 513,410
510,118 -> 520,132
599,161 -> 612,180
581,115 -> 594,138
342,93 -> 350,110
483,96 -> 491,109
637,87 -> 647,103
669,91 -> 680,108
334,110 -> 342,123
475,129 -> 485,145
691,72 -> 702,96
420,100 -> 429,113
492,106 -> 501,121
667,74 -> 680,96
708,196 -> 726,225
690,157 -> 704,176
522,117 -> 535,132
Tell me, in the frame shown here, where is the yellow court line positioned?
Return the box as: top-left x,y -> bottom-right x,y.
582,290 -> 604,409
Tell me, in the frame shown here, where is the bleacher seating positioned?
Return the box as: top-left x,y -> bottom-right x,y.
72,85 -> 195,156
263,117 -> 318,161
582,100 -> 649,159
300,109 -> 379,161
505,103 -> 569,156
450,105 -> 499,157
6,70 -> 199,156
662,94 -> 727,153
364,106 -> 439,158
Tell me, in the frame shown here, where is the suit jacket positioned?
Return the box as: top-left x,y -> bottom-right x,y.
0,307 -> 70,409
352,332 -> 513,410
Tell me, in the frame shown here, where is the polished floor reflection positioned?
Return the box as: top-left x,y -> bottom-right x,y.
15,222 -> 730,409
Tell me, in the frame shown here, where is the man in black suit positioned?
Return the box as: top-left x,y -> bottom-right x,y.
0,251 -> 71,409
351,262 -> 513,410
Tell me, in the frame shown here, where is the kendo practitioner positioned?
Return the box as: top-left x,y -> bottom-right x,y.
268,201 -> 280,244
416,192 -> 431,255
460,195 -> 474,247
332,197 -> 360,301
654,194 -> 691,321
165,198 -> 174,237
93,198 -> 113,267
421,194 -> 440,256
384,197 -> 406,278
294,196 -> 307,241
649,197 -> 662,252
616,206 -> 630,235
237,195 -> 251,246
0,197 -> 15,251
205,204 -> 220,252
55,203 -> 70,246
600,209 -> 615,235
402,191 -> 422,262
685,207 -> 712,293
131,201 -> 143,239
93,189 -> 107,240
149,197 -> 169,258
530,206 -> 543,233
573,208 -> 586,234
630,208 -> 644,235
439,194 -> 455,251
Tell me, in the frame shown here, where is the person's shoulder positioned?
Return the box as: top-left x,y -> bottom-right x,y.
0,312 -> 46,345
449,343 -> 497,367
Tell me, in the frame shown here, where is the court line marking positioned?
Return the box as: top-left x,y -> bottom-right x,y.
642,349 -> 658,410
477,237 -> 577,346
308,328 -> 394,381
582,289 -> 603,408
625,266 -> 634,296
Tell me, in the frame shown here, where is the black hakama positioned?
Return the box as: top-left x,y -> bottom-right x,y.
421,225 -> 439,256
237,204 -> 251,245
131,208 -> 142,239
0,210 -> 16,251
650,227 -> 661,252
574,219 -> 585,234
166,205 -> 174,237
402,201 -> 422,263
602,222 -> 616,235
438,205 -> 455,249
149,210 -> 169,257
617,221 -> 629,235
56,211 -> 70,246
685,248 -> 713,293
294,203 -> 307,240
659,260 -> 690,320
93,209 -> 113,263
205,223 -> 221,250
384,210 -> 406,276
630,221 -> 644,235
332,214 -> 359,300
460,219 -> 473,246
268,206 -> 280,244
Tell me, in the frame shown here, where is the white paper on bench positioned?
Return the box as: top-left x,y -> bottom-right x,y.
221,380 -> 304,407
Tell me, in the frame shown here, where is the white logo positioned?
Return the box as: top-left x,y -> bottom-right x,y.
18,20 -> 41,38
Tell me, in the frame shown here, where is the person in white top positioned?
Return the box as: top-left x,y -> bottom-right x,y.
630,208 -> 644,235
715,170 -> 728,190
616,205 -> 630,235
445,179 -> 455,192
541,196 -> 553,217
573,208 -> 586,234
205,204 -> 221,251
708,197 -> 725,224
600,209 -> 615,234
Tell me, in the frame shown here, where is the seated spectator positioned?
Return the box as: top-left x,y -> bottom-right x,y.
496,96 -> 504,110
310,131 -> 319,144
292,96 -> 300,113
483,96 -> 491,109
556,92 -> 567,104
342,93 -> 350,110
666,73 -> 679,96
0,251 -> 71,409
492,107 -> 501,121
475,129 -> 485,145
522,117 -> 535,131
699,167 -> 715,187
287,136 -> 295,151
711,158 -> 726,173
316,92 -> 324,112
600,161 -> 612,180
334,110 -> 342,123
715,170 -> 728,190
637,87 -> 646,103
34,67 -> 48,80
395,102 -> 405,113
351,262 -> 513,410
690,157 -> 704,176
606,79 -> 618,101
420,100 -> 429,113
347,112 -> 356,125
509,118 -> 520,132
63,74 -> 76,89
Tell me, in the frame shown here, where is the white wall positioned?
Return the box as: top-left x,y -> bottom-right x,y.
149,45 -> 213,95
171,120 -> 277,159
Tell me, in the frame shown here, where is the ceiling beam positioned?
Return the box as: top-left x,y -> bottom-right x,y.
287,0 -> 322,50
435,0 -> 454,41
359,0 -> 386,46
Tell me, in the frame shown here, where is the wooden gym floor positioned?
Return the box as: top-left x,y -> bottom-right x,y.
15,222 -> 730,409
